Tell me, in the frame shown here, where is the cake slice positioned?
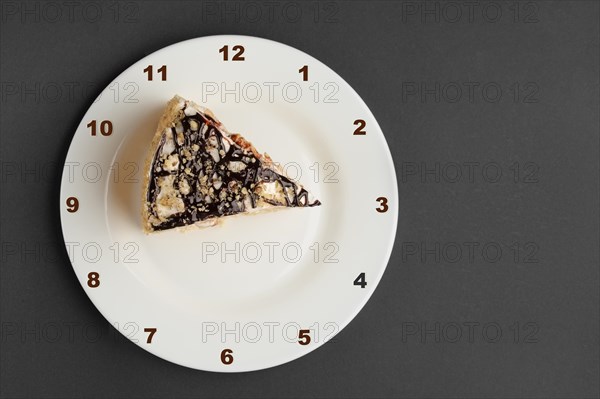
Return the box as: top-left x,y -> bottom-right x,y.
142,95 -> 321,233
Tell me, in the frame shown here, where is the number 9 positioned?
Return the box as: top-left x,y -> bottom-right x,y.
66,197 -> 79,213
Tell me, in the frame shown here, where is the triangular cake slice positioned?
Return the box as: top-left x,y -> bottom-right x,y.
142,95 -> 321,233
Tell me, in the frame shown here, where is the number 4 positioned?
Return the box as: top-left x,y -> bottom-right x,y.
354,273 -> 367,288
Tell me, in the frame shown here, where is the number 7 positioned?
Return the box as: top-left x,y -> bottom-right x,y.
144,327 -> 157,344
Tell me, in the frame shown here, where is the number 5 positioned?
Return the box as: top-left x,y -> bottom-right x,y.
298,329 -> 311,345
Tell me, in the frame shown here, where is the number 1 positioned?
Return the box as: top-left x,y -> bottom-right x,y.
299,65 -> 308,81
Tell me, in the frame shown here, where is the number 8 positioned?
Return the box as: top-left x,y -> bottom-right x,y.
87,272 -> 100,288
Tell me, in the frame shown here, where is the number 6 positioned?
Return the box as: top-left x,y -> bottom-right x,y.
220,348 -> 233,364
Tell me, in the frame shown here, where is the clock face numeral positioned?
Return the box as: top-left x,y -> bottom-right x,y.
220,348 -> 234,364
353,272 -> 367,288
353,119 -> 366,135
298,329 -> 311,345
87,120 -> 113,136
143,65 -> 167,81
299,65 -> 308,81
219,45 -> 245,61
66,197 -> 79,213
376,197 -> 388,213
144,328 -> 157,344
87,272 -> 100,288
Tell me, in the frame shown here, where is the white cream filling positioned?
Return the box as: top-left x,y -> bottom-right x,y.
155,175 -> 184,221
161,128 -> 175,155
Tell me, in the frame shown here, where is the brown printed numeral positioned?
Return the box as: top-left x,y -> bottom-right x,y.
298,329 -> 311,345
220,348 -> 234,364
219,45 -> 245,61
299,65 -> 308,81
88,120 -> 113,136
66,197 -> 79,212
87,272 -> 100,288
144,328 -> 157,344
353,119 -> 366,135
143,65 -> 167,81
376,197 -> 388,213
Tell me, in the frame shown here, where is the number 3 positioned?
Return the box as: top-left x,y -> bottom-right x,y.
376,197 -> 388,213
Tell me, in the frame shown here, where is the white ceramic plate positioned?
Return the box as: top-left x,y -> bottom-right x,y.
60,35 -> 397,372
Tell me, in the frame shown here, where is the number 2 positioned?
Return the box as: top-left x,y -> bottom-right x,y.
353,119 -> 366,135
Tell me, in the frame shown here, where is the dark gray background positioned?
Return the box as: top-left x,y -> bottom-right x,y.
1,0 -> 599,398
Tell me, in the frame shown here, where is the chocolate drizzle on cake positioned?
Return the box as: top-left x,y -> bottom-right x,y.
145,103 -> 321,231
